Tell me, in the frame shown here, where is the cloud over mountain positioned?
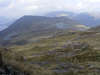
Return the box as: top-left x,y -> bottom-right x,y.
0,0 -> 100,18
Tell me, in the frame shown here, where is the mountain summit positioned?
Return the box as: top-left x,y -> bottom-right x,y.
0,16 -> 88,45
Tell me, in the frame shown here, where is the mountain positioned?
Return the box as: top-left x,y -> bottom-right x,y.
73,13 -> 100,27
89,25 -> 100,32
46,11 -> 100,27
1,24 -> 100,75
0,16 -> 100,75
45,11 -> 75,18
0,16 -> 88,45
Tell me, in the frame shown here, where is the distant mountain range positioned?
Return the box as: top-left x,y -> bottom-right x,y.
1,11 -> 100,32
45,11 -> 75,18
45,11 -> 100,27
0,16 -> 88,45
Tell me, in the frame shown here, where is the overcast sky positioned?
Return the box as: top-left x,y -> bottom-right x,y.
0,0 -> 100,18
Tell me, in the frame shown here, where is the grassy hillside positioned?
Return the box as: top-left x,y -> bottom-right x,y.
0,31 -> 100,75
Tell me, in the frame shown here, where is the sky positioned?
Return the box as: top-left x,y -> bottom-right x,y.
0,0 -> 100,18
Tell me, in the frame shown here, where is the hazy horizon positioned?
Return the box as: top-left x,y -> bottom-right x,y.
1,0 -> 100,18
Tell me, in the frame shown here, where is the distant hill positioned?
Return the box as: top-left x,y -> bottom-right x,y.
46,11 -> 100,27
0,16 -> 88,46
89,25 -> 100,32
45,11 -> 74,18
73,13 -> 100,27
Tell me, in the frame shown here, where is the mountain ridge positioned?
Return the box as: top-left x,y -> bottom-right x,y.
45,11 -> 100,27
0,15 -> 88,46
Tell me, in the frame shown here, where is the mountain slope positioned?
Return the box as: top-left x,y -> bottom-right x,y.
73,13 -> 100,27
0,16 -> 88,46
1,29 -> 100,75
89,25 -> 100,32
